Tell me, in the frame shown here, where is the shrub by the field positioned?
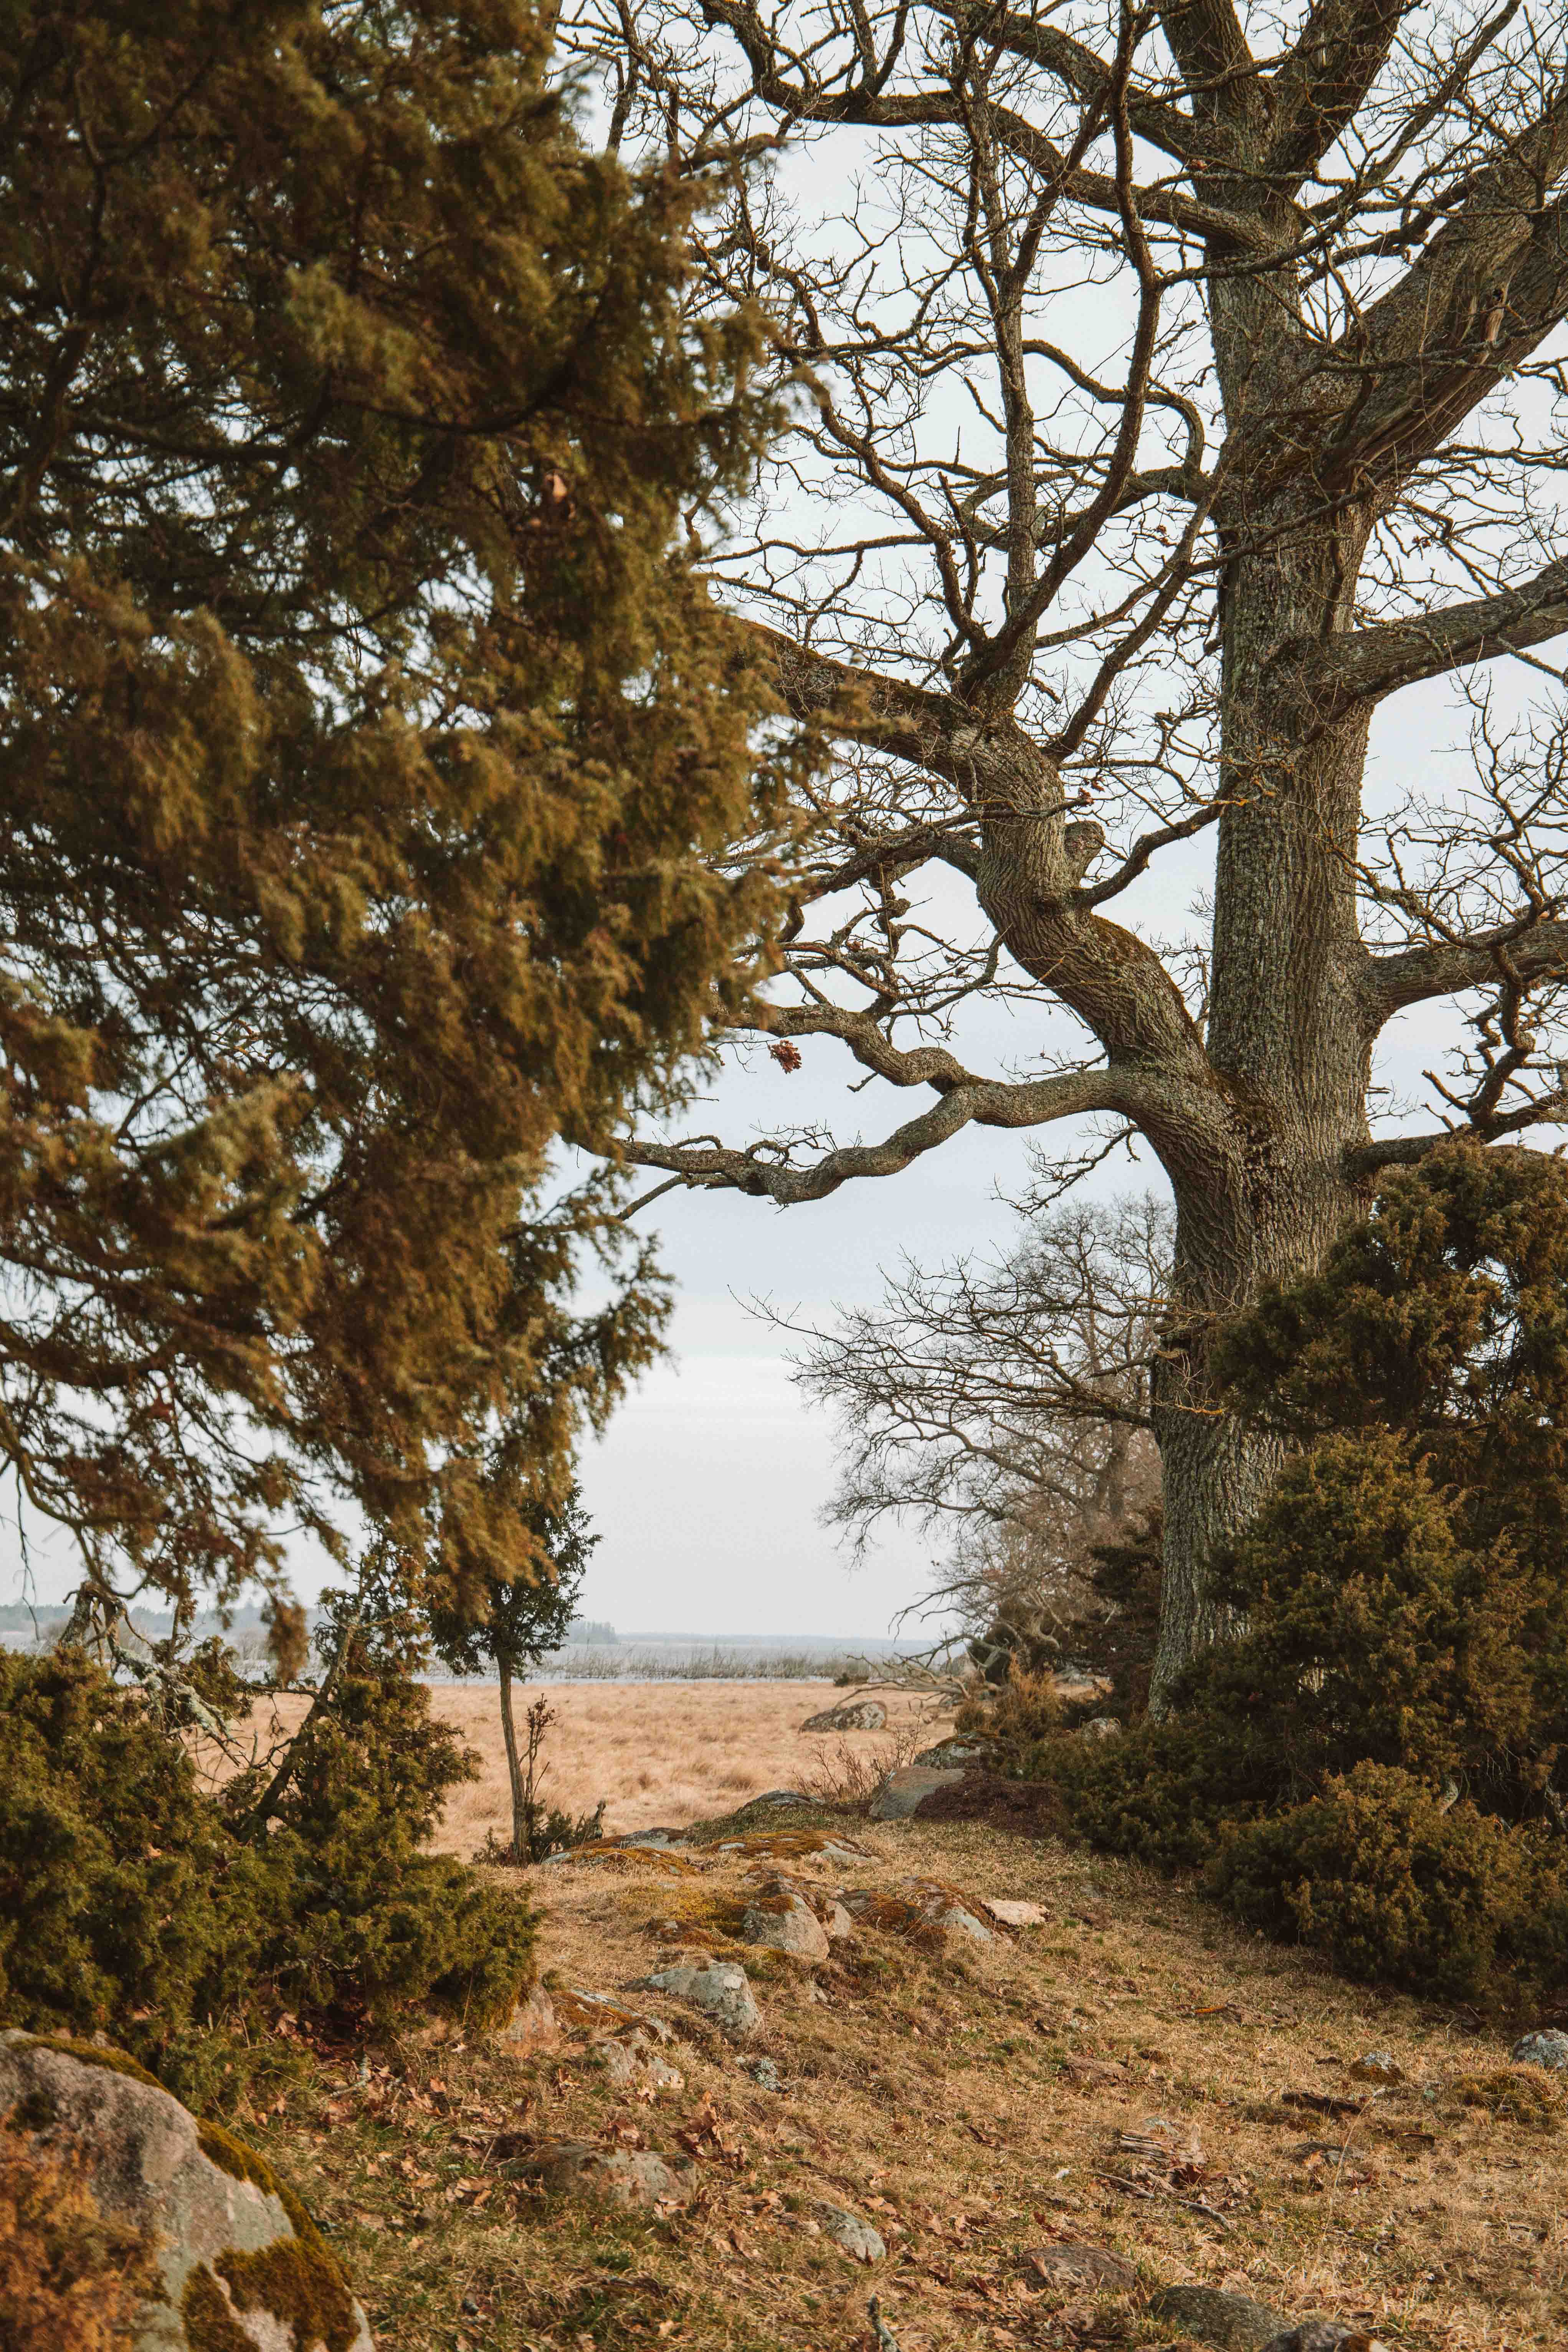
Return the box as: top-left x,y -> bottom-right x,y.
0,1650 -> 536,2108
1034,1148 -> 1568,2006
954,1668 -> 1063,1761
1209,1764 -> 1568,2001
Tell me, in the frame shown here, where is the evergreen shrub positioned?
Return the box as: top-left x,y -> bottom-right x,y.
1037,1148 -> 1568,2005
0,1651 -> 535,2108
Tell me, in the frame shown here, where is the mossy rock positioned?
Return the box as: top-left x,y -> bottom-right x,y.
0,2031 -> 373,2350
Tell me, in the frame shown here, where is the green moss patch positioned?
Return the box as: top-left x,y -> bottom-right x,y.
197,2121 -> 339,2268
216,2236 -> 359,2352
23,2035 -> 165,2091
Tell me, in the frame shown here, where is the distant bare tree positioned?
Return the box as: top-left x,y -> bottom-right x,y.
577,1 -> 1568,1703
784,1193 -> 1166,1648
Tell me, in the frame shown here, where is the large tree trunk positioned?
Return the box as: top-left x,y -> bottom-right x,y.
1145,509 -> 1378,1706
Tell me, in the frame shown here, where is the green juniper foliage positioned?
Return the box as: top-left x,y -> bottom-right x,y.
0,1646 -> 536,2110
1058,1146 -> 1568,2003
427,1480 -> 594,1858
0,0 -> 789,1642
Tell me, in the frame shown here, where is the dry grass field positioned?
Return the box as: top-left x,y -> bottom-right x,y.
434,1681 -> 950,1852
231,1680 -> 951,1850
232,1683 -> 1567,2352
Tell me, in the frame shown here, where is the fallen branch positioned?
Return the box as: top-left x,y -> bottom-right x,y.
1090,2169 -> 1235,2232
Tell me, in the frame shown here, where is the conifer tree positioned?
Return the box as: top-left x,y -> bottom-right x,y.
0,0 -> 785,1648
426,1482 -> 595,1860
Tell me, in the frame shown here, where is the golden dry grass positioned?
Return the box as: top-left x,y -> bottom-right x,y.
234,1680 -> 949,1850
233,1689 -> 1568,2352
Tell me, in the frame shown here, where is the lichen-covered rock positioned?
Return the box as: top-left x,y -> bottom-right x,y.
626,1960 -> 762,2041
818,2203 -> 885,2261
1147,2284 -> 1290,2350
596,2033 -> 684,2092
0,2031 -> 373,2352
740,1877 -> 831,1961
1512,2028 -> 1568,2070
801,1698 -> 887,1731
1078,1716 -> 1122,1741
1022,2243 -> 1135,2291
509,2141 -> 695,2208
1257,2327 -> 1391,2352
709,1829 -> 873,1868
912,1736 -> 999,1769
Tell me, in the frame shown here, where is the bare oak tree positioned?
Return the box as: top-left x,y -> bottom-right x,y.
783,1194 -> 1166,1641
573,0 -> 1568,1703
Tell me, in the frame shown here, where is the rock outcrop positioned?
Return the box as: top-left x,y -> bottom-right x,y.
0,2031 -> 373,2352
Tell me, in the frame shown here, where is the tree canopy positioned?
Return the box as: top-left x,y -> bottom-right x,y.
567,0 -> 1568,1696
0,0 -> 787,1636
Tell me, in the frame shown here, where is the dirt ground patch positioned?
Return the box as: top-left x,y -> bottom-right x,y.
229,1680 -> 1568,2352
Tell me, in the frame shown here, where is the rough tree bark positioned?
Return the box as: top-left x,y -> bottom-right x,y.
576,0 -> 1568,1706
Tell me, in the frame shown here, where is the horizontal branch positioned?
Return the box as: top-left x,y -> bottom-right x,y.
1347,1096 -> 1568,1176
1364,915 -> 1568,1029
1293,552 -> 1568,718
628,1066 -> 1129,1206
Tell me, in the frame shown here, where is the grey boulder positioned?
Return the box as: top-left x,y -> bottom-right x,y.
802,1698 -> 888,1731
869,1764 -> 963,1820
628,1959 -> 762,2041
1512,2028 -> 1568,2070
1023,2243 -> 1135,2292
819,2203 -> 886,2261
0,2030 -> 373,2352
510,2140 -> 695,2209
1147,2284 -> 1291,2351
740,1879 -> 831,1961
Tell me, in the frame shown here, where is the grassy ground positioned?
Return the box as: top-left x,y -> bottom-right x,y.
239,1800 -> 1566,2352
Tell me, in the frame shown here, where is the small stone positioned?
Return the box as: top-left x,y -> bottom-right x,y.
740,1878 -> 831,1961
1512,2028 -> 1568,2071
1147,2284 -> 1291,2351
869,1764 -> 963,1820
628,1960 -> 762,2041
461,2294 -> 480,2316
1348,2050 -> 1403,2083
981,1898 -> 1048,1928
745,2056 -> 782,2093
1258,2329 -> 1390,2352
747,1788 -> 815,1808
903,1877 -> 992,1941
1022,2243 -> 1136,2293
596,2033 -> 684,2091
1079,1716 -> 1122,1741
824,1900 -> 854,1941
801,1698 -> 888,1731
511,2141 -> 695,2209
818,2203 -> 885,2261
